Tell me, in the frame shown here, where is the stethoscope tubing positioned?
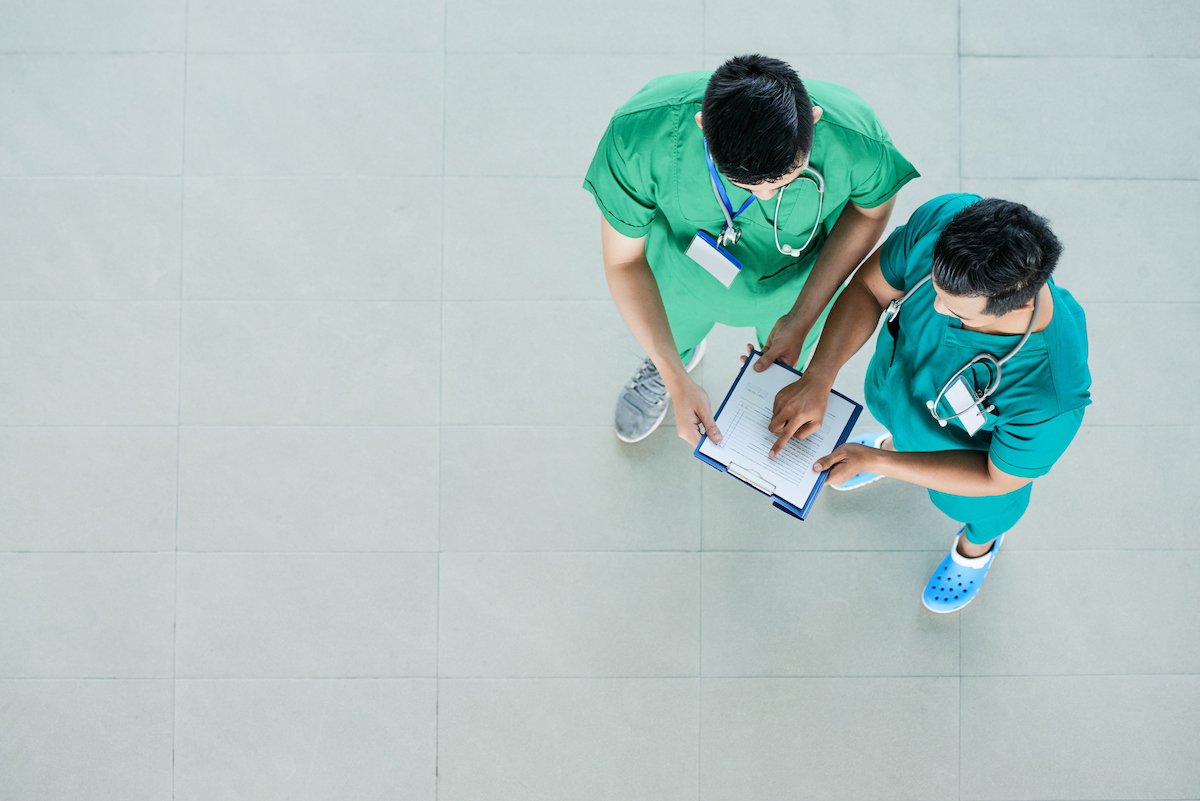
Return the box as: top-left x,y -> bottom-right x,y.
705,144 -> 824,256
889,273 -> 1041,428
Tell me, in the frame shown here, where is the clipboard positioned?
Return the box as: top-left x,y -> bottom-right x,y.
693,350 -> 862,520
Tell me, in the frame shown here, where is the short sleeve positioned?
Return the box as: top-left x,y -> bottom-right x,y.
878,193 -> 980,291
989,407 -> 1086,479
847,137 -> 919,210
583,118 -> 657,238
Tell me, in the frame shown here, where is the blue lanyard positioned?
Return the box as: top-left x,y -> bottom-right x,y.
704,143 -> 755,223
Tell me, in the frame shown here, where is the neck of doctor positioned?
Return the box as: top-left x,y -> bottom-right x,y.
964,283 -> 1055,336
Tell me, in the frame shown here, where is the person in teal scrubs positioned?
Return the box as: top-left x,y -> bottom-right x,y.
762,194 -> 1091,612
585,54 -> 917,446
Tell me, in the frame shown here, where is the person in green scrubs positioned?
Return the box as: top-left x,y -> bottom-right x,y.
585,54 -> 917,446
764,193 -> 1091,612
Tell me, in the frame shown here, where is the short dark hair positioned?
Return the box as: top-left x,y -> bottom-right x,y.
932,198 -> 1063,317
702,55 -> 813,185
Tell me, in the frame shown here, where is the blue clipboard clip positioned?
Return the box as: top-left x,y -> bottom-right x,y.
693,350 -> 863,521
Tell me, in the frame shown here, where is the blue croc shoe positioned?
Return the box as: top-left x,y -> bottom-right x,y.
828,431 -> 891,491
922,527 -> 1004,613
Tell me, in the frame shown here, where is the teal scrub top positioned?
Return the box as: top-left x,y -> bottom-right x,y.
583,71 -> 918,300
864,193 -> 1092,479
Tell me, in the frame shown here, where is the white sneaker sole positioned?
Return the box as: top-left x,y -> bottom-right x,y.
615,339 -> 707,444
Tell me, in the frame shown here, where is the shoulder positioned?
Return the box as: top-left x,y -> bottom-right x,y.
609,71 -> 709,126
598,71 -> 708,162
1044,281 -> 1092,404
879,194 -> 981,288
909,193 -> 981,235
807,80 -> 894,143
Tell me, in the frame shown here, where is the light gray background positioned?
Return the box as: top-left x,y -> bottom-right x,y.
1,1 -> 1198,799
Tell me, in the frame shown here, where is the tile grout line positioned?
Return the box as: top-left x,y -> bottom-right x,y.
6,49 -> 1200,60
436,7 -> 448,798
957,6 -> 963,798
9,174 -> 1200,182
173,5 -> 190,799
698,20 -> 706,800
9,547 -> 1200,555
7,173 -> 1200,181
957,1 -> 964,197
12,672 -> 1200,680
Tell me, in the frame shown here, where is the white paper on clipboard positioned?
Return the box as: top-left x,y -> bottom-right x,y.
698,353 -> 857,506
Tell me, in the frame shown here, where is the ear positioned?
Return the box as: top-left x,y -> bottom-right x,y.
694,111 -> 703,129
812,106 -> 823,124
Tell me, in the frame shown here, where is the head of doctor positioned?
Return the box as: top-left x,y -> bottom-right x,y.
931,198 -> 1063,322
698,55 -> 822,199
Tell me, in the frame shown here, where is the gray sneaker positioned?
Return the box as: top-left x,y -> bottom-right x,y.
614,339 -> 707,443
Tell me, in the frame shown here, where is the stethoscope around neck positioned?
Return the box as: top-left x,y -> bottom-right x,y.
886,273 -> 1041,428
704,142 -> 825,257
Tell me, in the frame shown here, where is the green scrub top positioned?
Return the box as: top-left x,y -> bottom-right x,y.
583,71 -> 918,325
864,193 -> 1093,479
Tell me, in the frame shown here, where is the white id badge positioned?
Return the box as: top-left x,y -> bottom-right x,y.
943,378 -> 987,436
686,231 -> 743,288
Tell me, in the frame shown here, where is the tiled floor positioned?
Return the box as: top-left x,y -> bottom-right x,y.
1,1 -> 1198,799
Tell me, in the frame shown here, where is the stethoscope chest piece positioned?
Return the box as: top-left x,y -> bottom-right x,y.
717,227 -> 741,247
892,273 -> 1039,431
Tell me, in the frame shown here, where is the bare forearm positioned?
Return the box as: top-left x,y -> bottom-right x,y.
786,201 -> 891,332
802,277 -> 885,386
871,449 -> 1025,497
604,256 -> 687,386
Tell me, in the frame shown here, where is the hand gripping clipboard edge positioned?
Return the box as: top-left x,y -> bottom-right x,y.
692,349 -> 863,520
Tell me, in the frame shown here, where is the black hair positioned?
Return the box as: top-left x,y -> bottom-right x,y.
932,198 -> 1063,317
702,55 -> 813,185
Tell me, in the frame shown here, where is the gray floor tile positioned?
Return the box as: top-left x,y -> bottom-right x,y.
702,677 -> 959,801
446,0 -> 700,53
703,0 -> 957,55
438,679 -> 699,801
0,0 -> 185,52
178,426 -> 438,552
185,54 -> 441,175
179,301 -> 439,425
702,552 -> 958,677
176,553 -> 438,677
963,58 -> 1200,179
188,0 -> 442,53
703,464 -> 958,551
441,300 -> 640,425
0,427 -> 177,552
183,177 -> 440,300
962,551 -> 1200,676
962,0 -> 1200,57
0,302 -> 179,425
1018,426 -> 1198,550
444,53 -> 701,177
0,554 -> 174,678
961,676 -> 1200,800
0,178 -> 180,300
969,178 -> 1200,303
439,426 -> 701,551
1084,302 -> 1196,426
0,54 -> 183,175
175,679 -> 437,801
707,54 -> 960,182
443,176 -> 608,300
439,552 -> 699,677
0,679 -> 173,801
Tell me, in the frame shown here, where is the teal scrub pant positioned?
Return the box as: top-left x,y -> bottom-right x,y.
928,483 -> 1032,544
